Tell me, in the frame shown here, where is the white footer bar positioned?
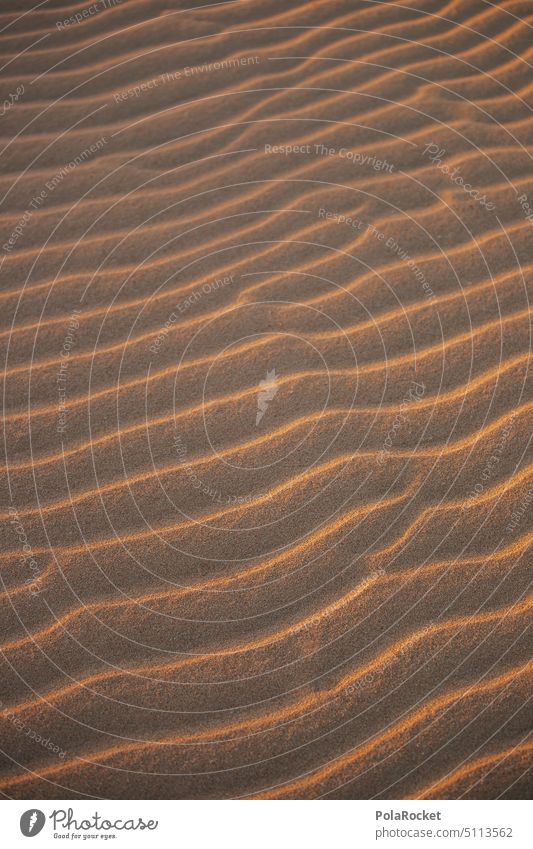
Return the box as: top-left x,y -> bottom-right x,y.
3,799 -> 530,848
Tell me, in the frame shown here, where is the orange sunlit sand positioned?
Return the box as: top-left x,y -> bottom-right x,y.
0,0 -> 531,800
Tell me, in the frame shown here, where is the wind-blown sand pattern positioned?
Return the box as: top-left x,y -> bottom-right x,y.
0,0 -> 531,800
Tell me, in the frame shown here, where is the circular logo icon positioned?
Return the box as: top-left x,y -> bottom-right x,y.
20,810 -> 46,837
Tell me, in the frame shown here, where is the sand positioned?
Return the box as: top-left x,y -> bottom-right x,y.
0,0 -> 531,799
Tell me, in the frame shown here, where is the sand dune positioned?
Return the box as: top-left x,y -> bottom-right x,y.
0,0 -> 531,799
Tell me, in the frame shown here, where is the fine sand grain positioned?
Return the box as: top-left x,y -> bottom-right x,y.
0,0 -> 531,799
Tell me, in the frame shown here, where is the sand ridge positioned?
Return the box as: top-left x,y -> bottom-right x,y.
0,0 -> 531,799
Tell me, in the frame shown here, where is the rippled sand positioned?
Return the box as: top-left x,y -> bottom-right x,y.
0,0 -> 531,799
